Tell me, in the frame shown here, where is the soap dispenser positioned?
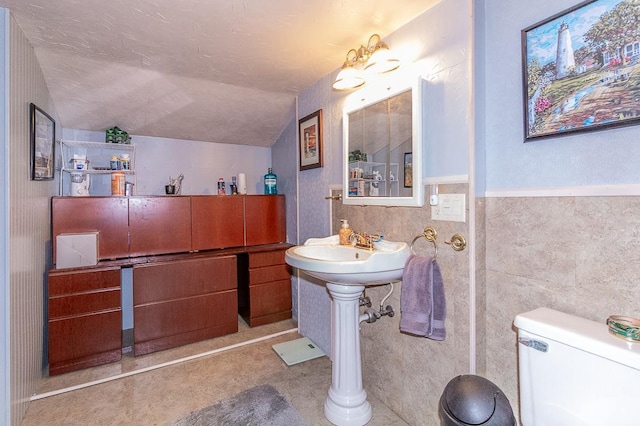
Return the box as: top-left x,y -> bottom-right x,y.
339,219 -> 352,245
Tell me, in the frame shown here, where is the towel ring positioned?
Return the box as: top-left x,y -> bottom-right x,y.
410,226 -> 438,258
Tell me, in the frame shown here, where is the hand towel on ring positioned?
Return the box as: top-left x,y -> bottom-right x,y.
399,254 -> 446,340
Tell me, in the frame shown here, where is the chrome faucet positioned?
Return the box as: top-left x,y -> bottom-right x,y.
349,232 -> 381,250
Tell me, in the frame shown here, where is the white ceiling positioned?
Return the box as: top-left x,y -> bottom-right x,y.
0,0 -> 439,147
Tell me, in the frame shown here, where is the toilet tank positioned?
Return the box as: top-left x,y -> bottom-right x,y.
514,308 -> 640,426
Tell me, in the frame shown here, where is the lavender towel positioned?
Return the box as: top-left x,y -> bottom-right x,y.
400,254 -> 446,340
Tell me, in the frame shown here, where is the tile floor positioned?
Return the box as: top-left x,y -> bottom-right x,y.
21,317 -> 408,425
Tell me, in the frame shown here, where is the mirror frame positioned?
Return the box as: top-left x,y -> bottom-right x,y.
342,76 -> 423,207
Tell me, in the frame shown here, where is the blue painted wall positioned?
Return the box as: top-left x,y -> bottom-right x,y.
483,0 -> 640,190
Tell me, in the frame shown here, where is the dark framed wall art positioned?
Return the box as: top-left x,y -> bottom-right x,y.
298,109 -> 323,171
523,0 -> 640,140
29,103 -> 55,180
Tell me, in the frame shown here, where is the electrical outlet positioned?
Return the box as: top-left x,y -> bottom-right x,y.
431,193 -> 466,222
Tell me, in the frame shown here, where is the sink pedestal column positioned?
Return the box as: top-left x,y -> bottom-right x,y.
324,283 -> 372,426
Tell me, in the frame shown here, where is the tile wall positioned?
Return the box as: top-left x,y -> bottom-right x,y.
485,195 -> 640,416
331,189 -> 640,424
332,183 -> 472,425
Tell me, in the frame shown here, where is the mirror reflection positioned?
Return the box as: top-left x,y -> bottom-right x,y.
343,80 -> 422,206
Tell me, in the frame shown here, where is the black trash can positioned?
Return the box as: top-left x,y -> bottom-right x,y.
439,375 -> 516,425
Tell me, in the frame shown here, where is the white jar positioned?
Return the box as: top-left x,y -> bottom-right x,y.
120,153 -> 130,170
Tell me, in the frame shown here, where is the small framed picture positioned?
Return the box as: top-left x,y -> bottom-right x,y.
299,109 -> 323,171
404,152 -> 413,188
29,103 -> 55,180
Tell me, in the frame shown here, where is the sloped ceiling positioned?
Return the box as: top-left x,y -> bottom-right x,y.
0,0 -> 439,147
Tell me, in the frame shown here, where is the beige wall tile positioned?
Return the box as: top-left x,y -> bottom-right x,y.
333,184 -> 471,425
485,196 -> 640,418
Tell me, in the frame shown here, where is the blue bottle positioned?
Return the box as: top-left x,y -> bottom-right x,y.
264,168 -> 277,194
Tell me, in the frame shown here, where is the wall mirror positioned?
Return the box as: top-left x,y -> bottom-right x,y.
343,77 -> 423,206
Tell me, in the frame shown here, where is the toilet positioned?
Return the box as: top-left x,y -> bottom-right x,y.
514,308 -> 640,425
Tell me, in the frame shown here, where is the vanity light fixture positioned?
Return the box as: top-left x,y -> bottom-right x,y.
333,49 -> 366,91
332,34 -> 400,91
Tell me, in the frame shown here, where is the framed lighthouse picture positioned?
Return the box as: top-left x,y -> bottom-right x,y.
522,0 -> 640,141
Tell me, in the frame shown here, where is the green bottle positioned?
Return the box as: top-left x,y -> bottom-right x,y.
264,168 -> 277,194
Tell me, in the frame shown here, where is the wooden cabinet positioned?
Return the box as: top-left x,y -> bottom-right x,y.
244,195 -> 286,246
52,195 -> 286,261
191,196 -> 244,250
52,196 -> 129,261
48,266 -> 121,375
128,196 -> 192,257
49,194 -> 290,367
133,255 -> 238,355
238,248 -> 292,327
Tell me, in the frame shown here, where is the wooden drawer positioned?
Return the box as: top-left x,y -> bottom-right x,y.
134,290 -> 237,342
248,264 -> 291,285
49,310 -> 121,364
134,290 -> 238,355
248,248 -> 288,269
49,289 -> 121,318
133,255 -> 236,304
48,310 -> 121,375
49,267 -> 121,296
248,279 -> 292,318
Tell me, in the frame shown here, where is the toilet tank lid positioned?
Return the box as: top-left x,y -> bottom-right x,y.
514,308 -> 640,372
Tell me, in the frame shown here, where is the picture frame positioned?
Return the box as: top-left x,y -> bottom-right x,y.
298,109 -> 323,171
29,103 -> 55,180
522,0 -> 640,141
404,152 -> 412,188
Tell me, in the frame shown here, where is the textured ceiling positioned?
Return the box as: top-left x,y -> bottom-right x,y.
0,0 -> 439,147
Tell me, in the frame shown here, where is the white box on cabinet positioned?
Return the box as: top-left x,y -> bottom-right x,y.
56,232 -> 99,268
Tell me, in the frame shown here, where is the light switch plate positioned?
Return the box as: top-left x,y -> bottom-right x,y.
431,193 -> 466,222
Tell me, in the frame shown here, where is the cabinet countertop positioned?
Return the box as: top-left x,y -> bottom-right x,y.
52,194 -> 284,199
50,242 -> 294,272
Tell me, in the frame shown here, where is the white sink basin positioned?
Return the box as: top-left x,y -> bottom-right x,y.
285,235 -> 410,285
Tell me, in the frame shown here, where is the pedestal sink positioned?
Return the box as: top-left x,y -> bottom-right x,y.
285,236 -> 410,425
